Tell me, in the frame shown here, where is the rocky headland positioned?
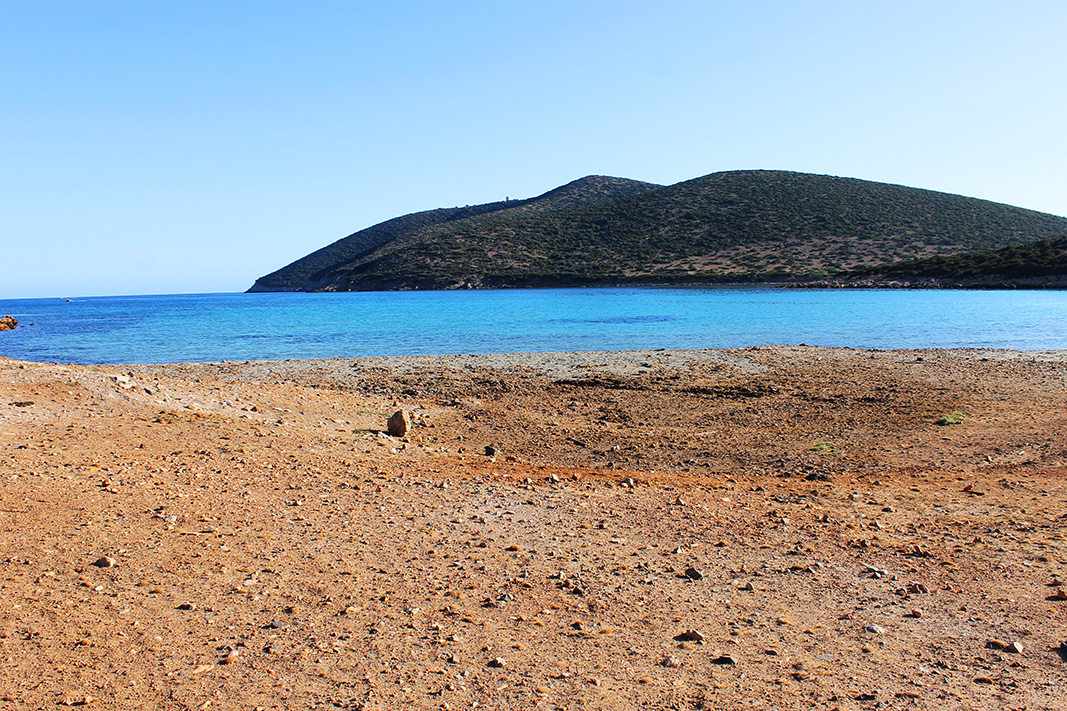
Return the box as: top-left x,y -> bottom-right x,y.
250,171 -> 1067,293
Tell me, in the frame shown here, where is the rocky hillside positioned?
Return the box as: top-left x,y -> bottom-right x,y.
250,170 -> 1067,291
248,176 -> 661,292
831,235 -> 1067,288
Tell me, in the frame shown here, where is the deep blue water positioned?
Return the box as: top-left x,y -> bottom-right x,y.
1,288 -> 1066,364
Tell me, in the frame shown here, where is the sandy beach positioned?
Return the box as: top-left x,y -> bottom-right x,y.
1,347 -> 1065,710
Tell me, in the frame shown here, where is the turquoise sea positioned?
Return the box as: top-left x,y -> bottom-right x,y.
1,288 -> 1066,364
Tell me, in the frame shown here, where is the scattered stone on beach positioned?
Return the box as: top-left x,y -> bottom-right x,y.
662,655 -> 682,668
865,624 -> 887,635
684,567 -> 703,581
1006,641 -> 1024,654
387,409 -> 410,437
673,630 -> 705,643
91,556 -> 116,568
61,696 -> 96,707
109,374 -> 133,390
986,639 -> 1008,650
711,654 -> 738,665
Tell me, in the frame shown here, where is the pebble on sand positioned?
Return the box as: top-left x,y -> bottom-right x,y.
673,630 -> 705,643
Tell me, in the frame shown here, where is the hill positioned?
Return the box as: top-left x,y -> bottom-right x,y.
249,170 -> 1067,291
248,176 -> 661,292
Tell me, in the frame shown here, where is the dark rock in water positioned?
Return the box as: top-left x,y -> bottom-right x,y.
0,316 -> 17,331
387,410 -> 411,437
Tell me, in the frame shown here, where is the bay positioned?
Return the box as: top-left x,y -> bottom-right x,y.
1,287 -> 1066,365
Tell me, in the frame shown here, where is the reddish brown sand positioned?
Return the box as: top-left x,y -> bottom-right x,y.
1,347 -> 1065,710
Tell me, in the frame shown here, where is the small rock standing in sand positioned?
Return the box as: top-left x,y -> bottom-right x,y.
387,410 -> 411,437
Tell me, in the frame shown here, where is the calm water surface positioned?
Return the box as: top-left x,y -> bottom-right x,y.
1,288 -> 1065,364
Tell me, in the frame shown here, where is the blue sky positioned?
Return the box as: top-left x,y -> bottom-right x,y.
2,1 -> 1065,298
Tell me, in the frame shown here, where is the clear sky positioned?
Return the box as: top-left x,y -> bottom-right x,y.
2,1 -> 1065,299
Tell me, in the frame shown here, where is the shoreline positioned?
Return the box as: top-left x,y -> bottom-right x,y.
11,344 -> 1067,375
252,274 -> 1067,293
